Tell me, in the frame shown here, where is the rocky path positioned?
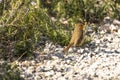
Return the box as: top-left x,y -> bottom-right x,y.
15,30 -> 120,80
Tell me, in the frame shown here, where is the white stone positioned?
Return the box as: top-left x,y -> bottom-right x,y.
77,48 -> 84,53
20,74 -> 25,78
57,77 -> 66,80
51,17 -> 57,22
118,29 -> 120,34
44,70 -> 54,76
55,48 -> 63,51
52,56 -> 59,60
43,49 -> 49,53
34,75 -> 41,80
52,72 -> 62,79
59,18 -> 68,24
110,24 -> 118,32
113,38 -> 119,43
68,48 -> 74,53
26,66 -> 35,74
87,26 -> 93,32
106,36 -> 112,41
96,40 -> 100,44
113,19 -> 120,25
31,1 -> 36,6
94,47 -> 100,53
103,16 -> 111,23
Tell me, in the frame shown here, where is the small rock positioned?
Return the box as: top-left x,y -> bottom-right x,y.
109,24 -> 118,33
52,56 -> 59,61
87,26 -> 93,33
103,16 -> 111,23
44,70 -> 54,76
26,66 -> 35,74
34,75 -> 42,80
43,49 -> 50,53
53,72 -> 62,78
51,17 -> 57,22
84,47 -> 89,53
100,30 -> 106,34
77,48 -> 84,53
96,40 -> 100,44
94,47 -> 100,53
57,77 -> 66,80
68,48 -> 74,53
55,48 -> 63,52
113,37 -> 119,43
118,29 -> 120,34
20,74 -> 25,78
113,19 -> 120,25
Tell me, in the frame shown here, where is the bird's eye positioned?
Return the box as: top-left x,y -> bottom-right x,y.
79,24 -> 83,26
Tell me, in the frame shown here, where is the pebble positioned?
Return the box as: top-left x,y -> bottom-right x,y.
44,70 -> 54,76
118,29 -> 120,34
113,19 -> 120,25
68,47 -> 74,53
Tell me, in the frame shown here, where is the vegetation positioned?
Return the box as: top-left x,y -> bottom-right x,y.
0,0 -> 120,59
0,62 -> 23,80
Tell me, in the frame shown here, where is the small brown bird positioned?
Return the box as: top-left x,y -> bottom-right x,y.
63,23 -> 84,52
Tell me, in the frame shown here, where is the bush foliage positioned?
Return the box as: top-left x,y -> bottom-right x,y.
0,62 -> 23,80
0,0 -> 120,59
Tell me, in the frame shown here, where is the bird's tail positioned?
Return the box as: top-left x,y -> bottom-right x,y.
63,43 -> 73,52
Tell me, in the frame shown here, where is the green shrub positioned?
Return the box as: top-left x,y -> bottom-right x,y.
0,62 -> 23,80
0,0 -> 71,59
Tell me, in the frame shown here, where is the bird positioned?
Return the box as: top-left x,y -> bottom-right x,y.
63,22 -> 84,52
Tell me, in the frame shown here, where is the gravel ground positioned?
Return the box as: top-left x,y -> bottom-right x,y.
13,27 -> 120,80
